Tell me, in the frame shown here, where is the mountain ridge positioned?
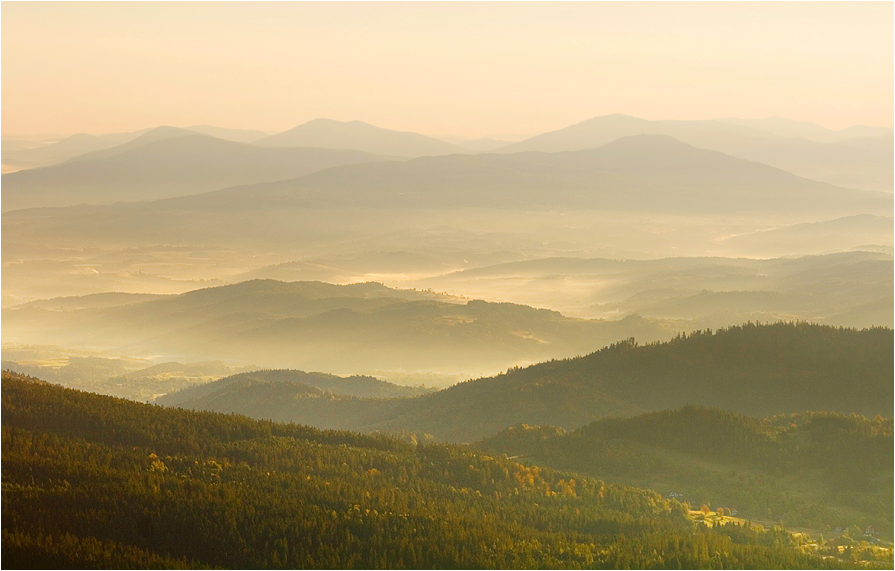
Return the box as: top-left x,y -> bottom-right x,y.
1,278 -> 676,376
499,115 -> 893,192
1,133 -> 389,211
256,118 -> 468,157
149,134 -> 894,215
161,322 -> 894,442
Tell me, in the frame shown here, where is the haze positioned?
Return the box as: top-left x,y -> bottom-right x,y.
2,4 -> 894,566
2,2 -> 892,139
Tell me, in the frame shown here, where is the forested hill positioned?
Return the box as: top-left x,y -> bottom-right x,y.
158,369 -> 434,408
451,322 -> 893,421
2,373 -> 854,569
375,323 -> 894,441
479,406 -> 894,537
163,322 -> 893,444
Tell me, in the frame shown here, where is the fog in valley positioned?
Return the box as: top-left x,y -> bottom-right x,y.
3,118 -> 892,392
2,3 -> 893,567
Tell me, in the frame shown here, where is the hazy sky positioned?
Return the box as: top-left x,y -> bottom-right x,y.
2,2 -> 892,139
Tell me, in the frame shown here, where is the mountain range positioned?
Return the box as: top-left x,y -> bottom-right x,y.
500,114 -> 894,192
178,134 -> 892,214
1,127 -> 387,211
4,133 -> 888,257
5,113 -> 891,200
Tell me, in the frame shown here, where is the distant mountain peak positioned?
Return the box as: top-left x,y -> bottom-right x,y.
185,125 -> 270,143
303,117 -> 350,126
284,118 -> 418,135
574,114 -> 650,127
498,116 -> 894,193
133,125 -> 202,141
256,119 -> 466,157
600,133 -> 692,148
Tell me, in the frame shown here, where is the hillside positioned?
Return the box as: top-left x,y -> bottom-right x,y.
2,279 -> 674,377
1,129 -> 388,211
451,323 -> 893,421
479,407 -> 894,537
159,369 -> 434,407
256,118 -> 467,157
162,323 -> 894,443
4,372 -> 859,569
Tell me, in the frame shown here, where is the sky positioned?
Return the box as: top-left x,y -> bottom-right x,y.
2,2 -> 892,139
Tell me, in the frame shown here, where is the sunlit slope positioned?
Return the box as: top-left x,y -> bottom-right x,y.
1,128 -> 388,211
3,373 -> 842,569
2,279 -> 674,373
479,406 -> 894,537
165,323 -> 893,442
